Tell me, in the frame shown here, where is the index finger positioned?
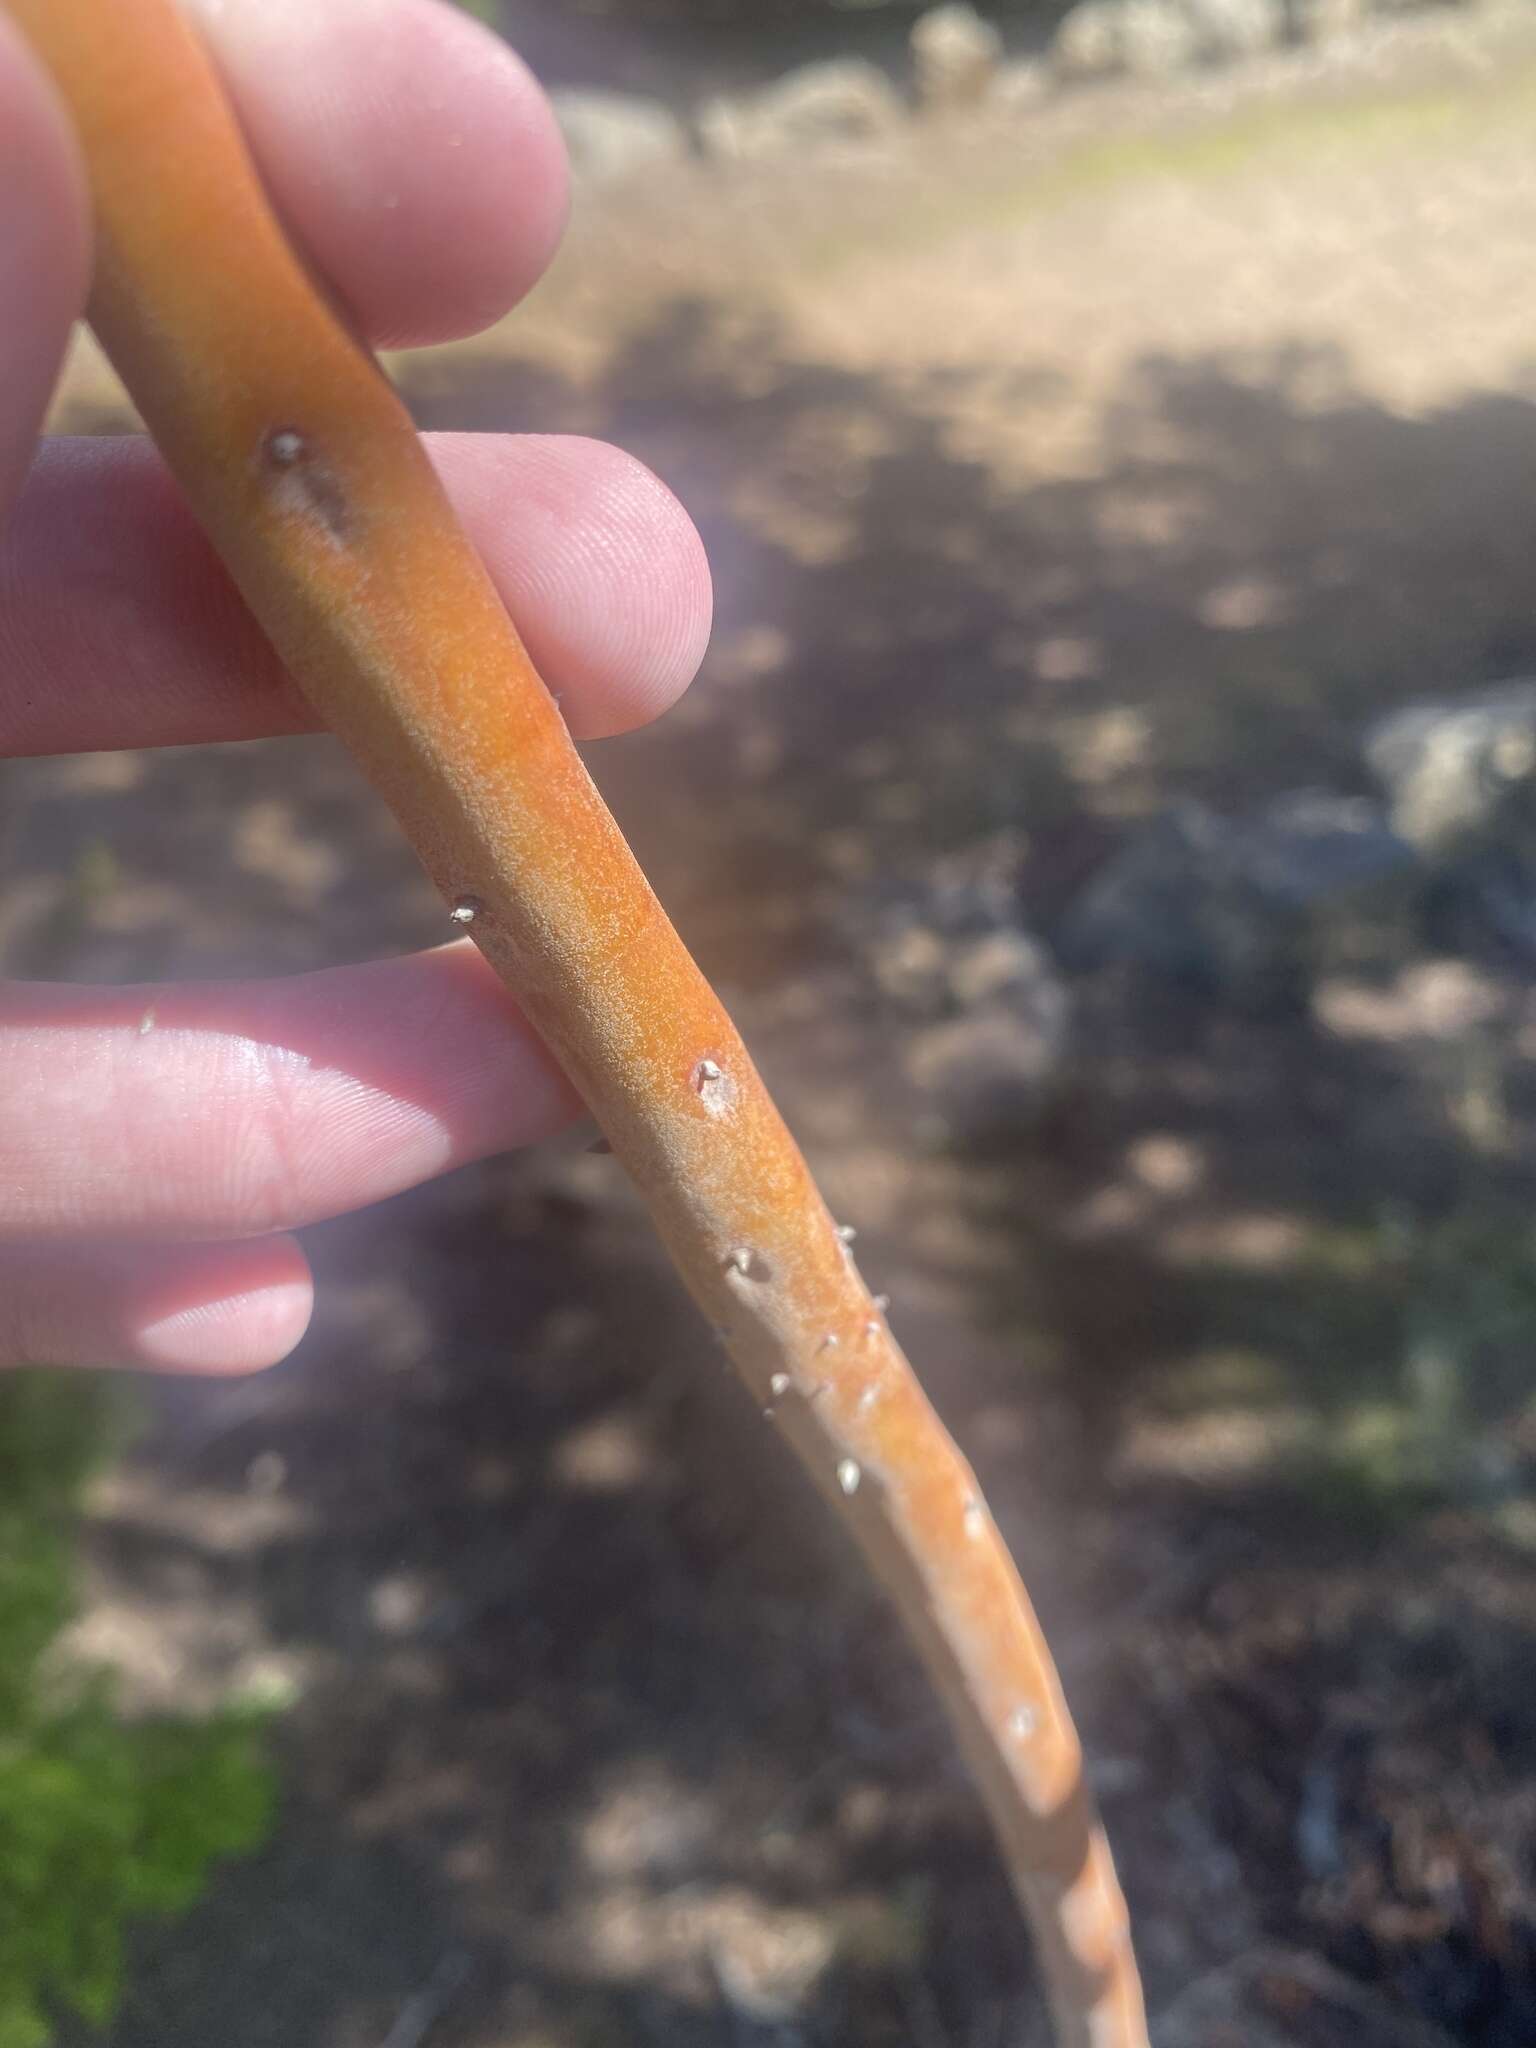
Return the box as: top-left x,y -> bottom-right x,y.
183,0 -> 568,349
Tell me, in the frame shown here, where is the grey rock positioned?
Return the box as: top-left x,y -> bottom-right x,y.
1366,682 -> 1536,961
550,91 -> 688,184
1366,682 -> 1536,853
994,57 -> 1052,108
1054,0 -> 1281,76
1059,794 -> 1413,1001
911,4 -> 1006,113
1120,0 -> 1205,72
1060,802 -> 1280,992
698,60 -> 905,163
1183,0 -> 1286,57
1233,789 -> 1415,907
1052,0 -> 1131,75
1054,0 -> 1202,79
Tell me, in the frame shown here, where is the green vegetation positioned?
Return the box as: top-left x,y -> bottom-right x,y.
1160,1208 -> 1536,1520
0,1373 -> 275,2048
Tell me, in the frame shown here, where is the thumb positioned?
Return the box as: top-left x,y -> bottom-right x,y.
0,11 -> 90,529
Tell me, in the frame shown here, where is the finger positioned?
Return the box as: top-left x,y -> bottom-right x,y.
0,1236 -> 312,1375
0,432 -> 712,755
0,944 -> 581,1240
0,12 -> 90,520
184,0 -> 567,348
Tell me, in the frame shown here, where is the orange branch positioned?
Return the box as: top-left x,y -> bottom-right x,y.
6,2 -> 1148,2039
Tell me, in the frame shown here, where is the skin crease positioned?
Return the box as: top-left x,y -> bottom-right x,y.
0,0 -> 713,1372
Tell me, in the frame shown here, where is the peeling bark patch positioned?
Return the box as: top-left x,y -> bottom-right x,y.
259,427 -> 352,544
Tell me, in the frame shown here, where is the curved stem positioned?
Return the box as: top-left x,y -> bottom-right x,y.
7,2 -> 1148,2038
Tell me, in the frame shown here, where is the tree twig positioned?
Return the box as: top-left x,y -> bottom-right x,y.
8,4 -> 1149,2040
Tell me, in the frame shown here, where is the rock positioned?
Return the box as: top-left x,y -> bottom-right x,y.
1059,802 -> 1282,995
1183,0 -> 1285,56
1052,0 -> 1128,76
550,91 -> 688,185
1366,682 -> 1536,853
1057,794 -> 1413,1004
1367,683 -> 1536,961
1232,789 -> 1415,907
1119,0 -> 1204,73
1053,0 -> 1201,80
994,57 -> 1052,109
697,60 -> 905,164
911,4 -> 1005,113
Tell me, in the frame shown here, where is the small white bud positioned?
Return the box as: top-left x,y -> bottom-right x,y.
266,428 -> 306,467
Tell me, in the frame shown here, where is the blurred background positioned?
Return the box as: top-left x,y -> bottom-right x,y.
10,0 -> 1536,2042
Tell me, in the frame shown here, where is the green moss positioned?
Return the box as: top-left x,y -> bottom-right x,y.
0,1374 -> 275,2047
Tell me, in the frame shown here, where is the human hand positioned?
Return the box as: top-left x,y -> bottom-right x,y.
0,0 -> 712,1374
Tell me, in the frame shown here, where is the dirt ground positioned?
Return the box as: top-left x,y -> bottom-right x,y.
17,10 -> 1536,2043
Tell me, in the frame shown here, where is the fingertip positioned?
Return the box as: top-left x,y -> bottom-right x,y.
443,434 -> 714,738
190,0 -> 569,347
133,1238 -> 314,1376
